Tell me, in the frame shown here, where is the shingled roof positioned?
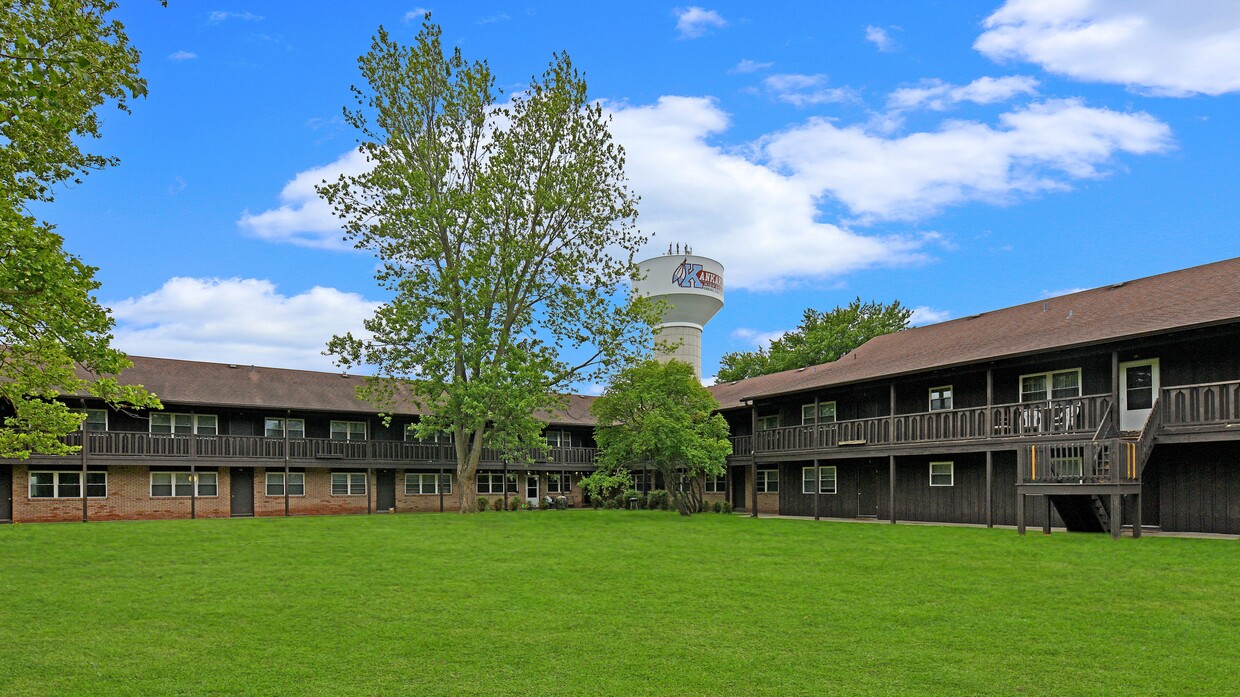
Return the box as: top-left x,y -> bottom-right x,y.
708,256 -> 1240,409
100,356 -> 598,426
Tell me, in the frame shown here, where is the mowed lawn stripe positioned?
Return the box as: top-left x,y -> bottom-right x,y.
1,512 -> 1237,695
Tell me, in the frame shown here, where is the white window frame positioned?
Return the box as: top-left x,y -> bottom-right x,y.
757,415 -> 780,430
404,424 -> 452,443
801,402 -> 837,425
29,470 -> 107,498
755,469 -> 779,494
800,466 -> 837,494
405,472 -> 450,495
705,473 -> 726,494
149,471 -> 218,497
1019,368 -> 1082,403
547,473 -> 571,494
545,430 -> 571,447
1049,456 -> 1084,480
264,418 -> 306,439
928,386 -> 953,412
929,462 -> 954,487
330,420 -> 367,441
475,472 -> 516,495
265,471 -> 305,497
150,413 -> 218,435
77,409 -> 108,432
330,471 -> 368,496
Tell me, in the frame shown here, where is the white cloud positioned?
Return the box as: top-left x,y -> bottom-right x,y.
1040,286 -> 1091,299
888,76 -> 1040,111
207,10 -> 263,23
730,327 -> 788,349
865,25 -> 898,52
476,12 -> 509,25
674,6 -> 727,39
237,148 -> 371,249
403,7 -> 429,22
731,59 -> 774,74
976,0 -> 1240,96
909,306 -> 951,325
762,74 -> 856,107
168,50 -> 197,61
760,98 -> 1172,223
110,278 -> 380,372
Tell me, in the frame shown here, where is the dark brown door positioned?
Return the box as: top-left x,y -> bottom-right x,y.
0,465 -> 11,522
230,467 -> 254,517
376,469 -> 395,511
731,465 -> 746,511
857,463 -> 880,517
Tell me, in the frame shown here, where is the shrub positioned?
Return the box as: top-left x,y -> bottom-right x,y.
603,497 -> 619,510
637,493 -> 649,510
719,500 -> 733,514
712,500 -> 723,514
647,489 -> 669,510
508,496 -> 522,511
476,497 -> 489,512
591,497 -> 603,509
492,497 -> 506,511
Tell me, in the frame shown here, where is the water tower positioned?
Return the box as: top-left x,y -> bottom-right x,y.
634,244 -> 725,378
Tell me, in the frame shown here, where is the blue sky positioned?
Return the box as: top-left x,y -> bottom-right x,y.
39,1 -> 1240,386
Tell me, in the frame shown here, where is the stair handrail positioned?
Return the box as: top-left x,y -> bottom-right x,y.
1135,396 -> 1163,477
1091,401 -> 1113,442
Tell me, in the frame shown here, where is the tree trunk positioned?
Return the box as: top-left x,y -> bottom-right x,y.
456,436 -> 484,514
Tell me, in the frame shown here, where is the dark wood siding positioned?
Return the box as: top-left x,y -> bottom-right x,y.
1145,442 -> 1240,534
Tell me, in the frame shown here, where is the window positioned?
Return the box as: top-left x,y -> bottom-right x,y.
757,415 -> 780,430
1049,456 -> 1084,480
929,462 -> 954,487
705,474 -> 726,494
78,409 -> 108,432
29,471 -> 107,498
545,430 -> 571,447
330,420 -> 367,441
1125,364 -> 1155,410
265,472 -> 305,496
755,469 -> 779,494
151,413 -> 217,435
801,402 -> 837,424
547,473 -> 570,493
800,466 -> 837,494
264,418 -> 305,439
476,472 -> 516,495
405,472 -> 451,495
330,472 -> 367,496
150,471 -> 217,497
929,386 -> 953,412
1021,369 -> 1081,402
633,470 -> 655,491
404,425 -> 452,443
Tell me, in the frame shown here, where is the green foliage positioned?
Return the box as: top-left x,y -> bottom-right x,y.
602,498 -> 619,510
476,496 -> 489,512
508,496 -> 521,511
716,298 -> 913,381
711,500 -> 723,514
647,489 -> 669,511
591,360 -> 730,515
719,500 -> 732,514
492,497 -> 506,511
320,18 -> 659,513
578,467 -> 632,502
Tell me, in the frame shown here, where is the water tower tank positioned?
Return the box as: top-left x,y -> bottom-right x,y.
634,247 -> 724,378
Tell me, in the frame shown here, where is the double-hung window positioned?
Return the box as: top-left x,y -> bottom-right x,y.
929,462 -> 954,487
78,409 -> 108,432
801,402 -> 837,424
547,473 -> 570,493
405,473 -> 451,495
330,421 -> 367,441
29,471 -> 107,498
264,418 -> 305,439
404,425 -> 452,443
755,469 -> 779,494
150,471 -> 218,497
330,472 -> 367,496
265,472 -> 305,496
475,472 -> 515,495
151,413 -> 218,435
757,415 -> 780,430
1020,369 -> 1081,402
929,386 -> 953,412
545,430 -> 571,447
801,466 -> 836,494
705,474 -> 726,494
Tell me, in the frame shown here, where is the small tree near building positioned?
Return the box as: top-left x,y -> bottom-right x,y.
585,359 -> 731,516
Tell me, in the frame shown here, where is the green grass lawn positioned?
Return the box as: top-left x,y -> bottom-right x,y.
1,512 -> 1238,695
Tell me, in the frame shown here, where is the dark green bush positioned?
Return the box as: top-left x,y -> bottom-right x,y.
508,496 -> 522,511
476,497 -> 489,512
492,497 -> 506,511
719,500 -> 733,514
603,497 -> 620,509
712,500 -> 723,514
647,489 -> 669,510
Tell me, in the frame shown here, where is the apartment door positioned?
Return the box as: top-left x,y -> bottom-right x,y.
1119,358 -> 1160,431
376,469 -> 396,511
0,465 -> 11,522
526,475 -> 540,508
230,467 -> 254,517
730,466 -> 746,511
857,463 -> 881,517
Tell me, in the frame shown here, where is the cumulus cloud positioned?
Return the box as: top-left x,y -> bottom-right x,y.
731,59 -> 774,74
888,75 -> 1040,111
976,0 -> 1240,96
168,50 -> 197,61
403,7 -> 429,22
237,148 -> 370,249
110,278 -> 380,372
909,306 -> 951,325
1040,286 -> 1091,299
207,10 -> 263,23
674,6 -> 727,39
762,73 -> 856,107
760,98 -> 1172,223
865,25 -> 898,52
731,327 -> 788,349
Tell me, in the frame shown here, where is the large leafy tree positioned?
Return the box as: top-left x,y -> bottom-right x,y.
1,0 -> 159,458
322,20 -> 658,512
716,298 -> 912,382
585,359 -> 730,516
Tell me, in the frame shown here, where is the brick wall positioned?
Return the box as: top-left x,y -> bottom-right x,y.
254,468 -> 369,517
12,464 -> 231,523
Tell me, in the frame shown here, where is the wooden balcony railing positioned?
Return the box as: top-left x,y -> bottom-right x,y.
753,394 -> 1112,455
58,432 -> 597,467
728,435 -> 752,458
1018,439 -> 1139,485
1162,380 -> 1240,427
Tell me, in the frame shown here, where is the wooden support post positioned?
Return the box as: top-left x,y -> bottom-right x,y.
1132,493 -> 1142,538
813,459 -> 820,521
1017,493 -> 1026,535
888,455 -> 896,524
1111,352 -> 1120,418
985,369 -> 993,435
503,462 -> 509,509
367,467 -> 373,514
985,450 -> 993,528
1043,496 -> 1052,535
1110,493 -> 1122,539
750,460 -> 758,518
888,384 -> 896,444
439,467 -> 445,512
80,420 -> 88,524
750,402 -> 758,518
284,410 -> 291,517
190,461 -> 197,521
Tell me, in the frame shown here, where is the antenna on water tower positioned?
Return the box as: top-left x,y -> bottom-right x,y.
634,244 -> 725,379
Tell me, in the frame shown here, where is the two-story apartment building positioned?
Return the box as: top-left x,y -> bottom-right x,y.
714,257 -> 1240,536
